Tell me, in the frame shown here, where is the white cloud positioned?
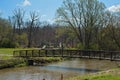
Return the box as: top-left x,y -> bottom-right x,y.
17,0 -> 31,7
23,0 -> 31,6
107,4 -> 120,12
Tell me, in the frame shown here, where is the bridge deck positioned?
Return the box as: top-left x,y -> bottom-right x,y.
13,49 -> 120,61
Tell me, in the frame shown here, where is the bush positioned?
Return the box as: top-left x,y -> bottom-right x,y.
0,38 -> 19,48
76,43 -> 84,49
0,58 -> 26,69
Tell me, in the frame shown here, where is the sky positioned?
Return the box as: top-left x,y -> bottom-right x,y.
0,0 -> 120,23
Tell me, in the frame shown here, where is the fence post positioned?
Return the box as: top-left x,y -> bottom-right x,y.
61,74 -> 63,80
26,50 -> 27,57
110,52 -> 113,61
31,50 -> 34,57
39,50 -> 41,57
99,51 -> 102,60
45,49 -> 48,57
20,51 -> 22,57
89,51 -> 91,59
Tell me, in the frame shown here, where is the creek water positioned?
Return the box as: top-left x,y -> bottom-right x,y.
0,59 -> 119,80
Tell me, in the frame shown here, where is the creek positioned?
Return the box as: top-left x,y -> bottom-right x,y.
0,59 -> 119,80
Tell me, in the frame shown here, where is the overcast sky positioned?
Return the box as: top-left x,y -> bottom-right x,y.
0,0 -> 120,23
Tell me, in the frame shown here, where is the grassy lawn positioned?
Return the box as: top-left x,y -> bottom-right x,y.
0,48 -> 38,55
0,48 -> 15,60
66,68 -> 120,80
0,48 -> 37,60
0,48 -> 15,55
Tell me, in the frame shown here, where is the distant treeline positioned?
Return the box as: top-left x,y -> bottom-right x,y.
0,16 -> 120,51
0,18 -> 78,48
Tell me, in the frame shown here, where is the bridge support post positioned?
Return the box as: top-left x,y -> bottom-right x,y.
89,51 -> 91,59
45,50 -> 48,57
110,52 -> 113,61
28,60 -> 34,65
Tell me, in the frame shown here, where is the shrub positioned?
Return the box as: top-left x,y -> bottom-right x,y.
0,58 -> 26,69
0,38 -> 19,48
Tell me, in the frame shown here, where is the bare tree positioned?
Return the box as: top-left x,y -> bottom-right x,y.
13,8 -> 25,35
27,11 -> 39,47
56,0 -> 106,49
8,16 -> 16,41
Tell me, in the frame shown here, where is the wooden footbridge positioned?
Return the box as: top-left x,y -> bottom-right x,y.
13,49 -> 120,61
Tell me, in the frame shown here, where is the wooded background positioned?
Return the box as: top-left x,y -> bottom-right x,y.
0,0 -> 120,50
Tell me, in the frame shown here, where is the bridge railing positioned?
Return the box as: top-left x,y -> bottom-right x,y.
13,49 -> 120,61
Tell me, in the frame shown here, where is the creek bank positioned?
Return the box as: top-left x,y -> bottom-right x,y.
0,57 -> 63,69
0,58 -> 26,69
65,68 -> 120,80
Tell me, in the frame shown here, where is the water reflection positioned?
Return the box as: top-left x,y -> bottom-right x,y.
41,65 -> 99,73
0,59 -> 119,80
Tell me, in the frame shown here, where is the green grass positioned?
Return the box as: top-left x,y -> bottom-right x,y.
0,48 -> 37,55
0,48 -> 37,60
0,48 -> 14,55
66,68 -> 120,80
0,48 -> 14,60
